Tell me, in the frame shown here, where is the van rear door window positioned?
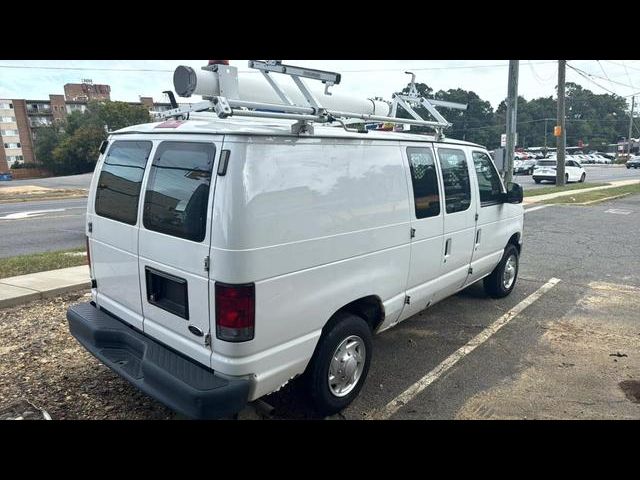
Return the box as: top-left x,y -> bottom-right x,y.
95,140 -> 152,225
437,148 -> 471,214
143,142 -> 215,242
407,147 -> 440,218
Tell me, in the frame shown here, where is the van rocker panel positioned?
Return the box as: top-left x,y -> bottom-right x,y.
67,302 -> 249,419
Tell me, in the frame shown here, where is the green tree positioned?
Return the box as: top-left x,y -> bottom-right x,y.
34,101 -> 150,175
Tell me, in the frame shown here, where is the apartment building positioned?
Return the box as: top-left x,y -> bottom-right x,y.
0,87 -> 173,171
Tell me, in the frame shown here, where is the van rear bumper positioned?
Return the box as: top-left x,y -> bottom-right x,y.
67,302 -> 250,419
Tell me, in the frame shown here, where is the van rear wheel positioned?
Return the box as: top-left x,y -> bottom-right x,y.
484,244 -> 519,298
305,312 -> 372,417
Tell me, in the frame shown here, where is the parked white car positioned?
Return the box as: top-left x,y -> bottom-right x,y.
533,158 -> 586,184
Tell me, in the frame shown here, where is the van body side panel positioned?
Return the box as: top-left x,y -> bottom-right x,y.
209,136 -> 411,395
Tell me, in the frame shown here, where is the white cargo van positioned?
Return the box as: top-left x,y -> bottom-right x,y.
67,62 -> 524,419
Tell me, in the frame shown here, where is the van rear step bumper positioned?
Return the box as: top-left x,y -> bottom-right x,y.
67,302 -> 250,419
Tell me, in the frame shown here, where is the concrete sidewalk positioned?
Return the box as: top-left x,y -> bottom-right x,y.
0,265 -> 90,308
523,179 -> 640,205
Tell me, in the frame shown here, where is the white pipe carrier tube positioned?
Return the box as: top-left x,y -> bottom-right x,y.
173,65 -> 391,117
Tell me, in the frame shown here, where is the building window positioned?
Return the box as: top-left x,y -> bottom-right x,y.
1,130 -> 18,136
1,116 -> 15,122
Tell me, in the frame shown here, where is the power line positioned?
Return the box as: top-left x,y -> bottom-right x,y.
622,60 -> 635,89
566,63 -> 621,95
0,61 -> 558,74
597,60 -> 613,82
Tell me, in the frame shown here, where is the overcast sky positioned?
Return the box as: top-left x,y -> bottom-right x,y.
1,60 -> 639,109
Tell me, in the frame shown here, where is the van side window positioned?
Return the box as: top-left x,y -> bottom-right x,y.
95,140 -> 152,225
143,142 -> 215,242
406,147 -> 440,218
437,148 -> 471,214
472,151 -> 504,206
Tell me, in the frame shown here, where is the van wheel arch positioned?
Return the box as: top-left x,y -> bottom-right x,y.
507,232 -> 521,255
331,295 -> 385,334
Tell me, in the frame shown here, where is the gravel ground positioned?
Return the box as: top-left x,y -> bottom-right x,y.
0,291 -> 174,420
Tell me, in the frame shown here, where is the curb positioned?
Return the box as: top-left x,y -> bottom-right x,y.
0,265 -> 90,309
574,192 -> 633,206
523,179 -> 640,205
0,282 -> 90,309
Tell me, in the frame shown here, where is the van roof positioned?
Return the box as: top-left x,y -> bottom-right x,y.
111,116 -> 484,148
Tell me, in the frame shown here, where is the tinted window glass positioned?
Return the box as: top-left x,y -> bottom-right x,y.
143,142 -> 215,242
95,141 -> 152,225
437,148 -> 471,214
407,147 -> 440,218
472,151 -> 504,206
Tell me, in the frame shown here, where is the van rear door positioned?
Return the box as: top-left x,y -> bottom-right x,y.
137,137 -> 221,367
90,139 -> 153,330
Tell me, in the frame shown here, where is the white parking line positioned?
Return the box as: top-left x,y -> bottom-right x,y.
367,277 -> 561,420
524,205 -> 549,214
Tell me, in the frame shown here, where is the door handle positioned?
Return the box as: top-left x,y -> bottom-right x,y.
444,238 -> 452,261
475,229 -> 481,248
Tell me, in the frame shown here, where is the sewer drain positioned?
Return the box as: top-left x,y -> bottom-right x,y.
619,380 -> 640,404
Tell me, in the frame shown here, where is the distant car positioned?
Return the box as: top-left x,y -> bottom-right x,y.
626,156 -> 640,169
0,172 -> 13,181
533,159 -> 586,184
514,158 -> 537,175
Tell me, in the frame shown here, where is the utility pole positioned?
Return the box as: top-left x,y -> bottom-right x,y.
556,60 -> 566,187
504,60 -> 519,184
544,118 -> 548,154
627,96 -> 635,158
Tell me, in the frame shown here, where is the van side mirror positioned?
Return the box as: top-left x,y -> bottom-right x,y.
504,182 -> 523,204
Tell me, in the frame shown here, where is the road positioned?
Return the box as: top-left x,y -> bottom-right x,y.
514,164 -> 639,189
0,173 -> 92,190
0,198 -> 87,258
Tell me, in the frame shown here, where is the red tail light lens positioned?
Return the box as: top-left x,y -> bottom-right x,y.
215,283 -> 255,342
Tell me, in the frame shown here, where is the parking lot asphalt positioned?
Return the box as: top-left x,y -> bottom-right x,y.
514,164 -> 639,190
0,194 -> 638,420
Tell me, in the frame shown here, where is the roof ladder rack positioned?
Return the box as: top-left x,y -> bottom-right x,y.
160,62 -> 468,139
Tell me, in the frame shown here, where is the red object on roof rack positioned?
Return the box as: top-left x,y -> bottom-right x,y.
208,60 -> 229,65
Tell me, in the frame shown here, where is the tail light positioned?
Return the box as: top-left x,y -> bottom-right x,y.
215,283 -> 255,342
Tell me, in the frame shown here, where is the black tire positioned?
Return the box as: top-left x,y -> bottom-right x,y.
580,173 -> 586,183
483,243 -> 519,299
534,178 -> 541,184
305,312 -> 372,417
627,165 -> 631,169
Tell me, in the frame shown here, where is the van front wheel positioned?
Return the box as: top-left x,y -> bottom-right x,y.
306,313 -> 372,417
484,244 -> 519,298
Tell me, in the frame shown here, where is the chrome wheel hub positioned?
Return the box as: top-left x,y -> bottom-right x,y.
328,335 -> 366,397
503,254 -> 517,290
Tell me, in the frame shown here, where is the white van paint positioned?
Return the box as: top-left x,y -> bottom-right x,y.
81,117 -> 524,413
